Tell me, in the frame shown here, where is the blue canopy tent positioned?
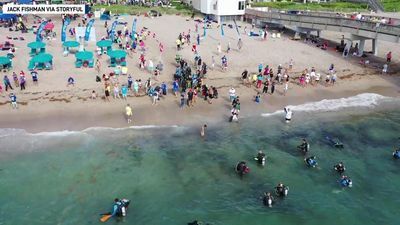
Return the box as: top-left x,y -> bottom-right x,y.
17,0 -> 33,4
0,13 -> 17,21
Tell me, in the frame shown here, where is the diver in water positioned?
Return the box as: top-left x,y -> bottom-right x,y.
236,161 -> 250,175
255,150 -> 266,165
340,175 -> 353,187
393,149 -> 400,159
305,156 -> 317,167
111,198 -> 130,217
297,138 -> 310,154
263,192 -> 274,207
334,162 -> 346,174
275,183 -> 289,197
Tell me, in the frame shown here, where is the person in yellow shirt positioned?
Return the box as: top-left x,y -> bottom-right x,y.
176,39 -> 181,51
125,104 -> 132,124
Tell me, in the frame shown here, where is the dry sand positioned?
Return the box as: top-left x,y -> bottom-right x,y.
0,14 -> 399,132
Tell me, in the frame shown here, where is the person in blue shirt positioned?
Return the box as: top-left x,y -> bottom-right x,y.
121,85 -> 128,100
161,82 -> 167,96
258,63 -> 263,73
255,92 -> 261,103
10,93 -> 17,109
127,75 -> 133,90
173,80 -> 179,96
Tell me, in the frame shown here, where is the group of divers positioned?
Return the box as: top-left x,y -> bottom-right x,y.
100,137 -> 400,223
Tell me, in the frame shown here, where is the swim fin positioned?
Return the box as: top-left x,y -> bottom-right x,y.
100,214 -> 112,222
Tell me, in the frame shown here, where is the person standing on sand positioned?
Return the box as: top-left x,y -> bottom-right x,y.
19,75 -> 26,90
211,56 -> 215,70
133,80 -> 139,96
180,92 -> 185,108
125,104 -> 132,124
229,87 -> 236,102
283,81 -> 288,96
31,70 -> 38,85
237,38 -> 243,51
3,75 -> 13,91
227,42 -> 231,53
105,85 -> 111,101
96,59 -> 101,72
200,124 -> 207,137
10,93 -> 17,109
113,84 -> 120,99
386,51 -> 392,63
271,82 -> 275,95
121,85 -> 128,100
173,80 -> 179,96
67,76 -> 75,87
262,80 -> 269,94
197,34 -> 200,45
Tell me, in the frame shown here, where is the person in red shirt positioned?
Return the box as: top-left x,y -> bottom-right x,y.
387,51 -> 392,63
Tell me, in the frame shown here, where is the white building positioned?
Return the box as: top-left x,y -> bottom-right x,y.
186,0 -> 247,22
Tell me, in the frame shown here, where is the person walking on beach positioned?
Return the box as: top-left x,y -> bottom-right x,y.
196,34 -> 200,45
200,124 -> 207,137
125,104 -> 133,124
3,75 -> 13,91
227,42 -> 231,53
211,56 -> 215,70
173,80 -> 179,96
19,75 -> 26,91
10,93 -> 17,109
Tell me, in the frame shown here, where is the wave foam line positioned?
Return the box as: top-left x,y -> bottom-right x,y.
262,93 -> 394,117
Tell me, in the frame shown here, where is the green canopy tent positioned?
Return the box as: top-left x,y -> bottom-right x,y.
75,51 -> 94,68
107,50 -> 127,67
28,53 -> 53,70
96,40 -> 113,53
0,56 -> 12,70
27,41 -> 46,56
63,41 -> 80,53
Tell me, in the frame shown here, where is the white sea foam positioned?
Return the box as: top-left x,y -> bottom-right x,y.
0,125 -> 182,137
262,93 -> 395,117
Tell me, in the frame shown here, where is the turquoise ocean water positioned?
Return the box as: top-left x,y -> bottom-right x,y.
0,94 -> 400,225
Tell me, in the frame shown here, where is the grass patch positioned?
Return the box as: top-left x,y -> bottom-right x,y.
251,2 -> 369,12
92,3 -> 195,16
381,0 -> 400,12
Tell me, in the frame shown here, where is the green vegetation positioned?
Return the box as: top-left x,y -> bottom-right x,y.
92,2 -> 194,16
381,0 -> 400,12
251,2 -> 369,12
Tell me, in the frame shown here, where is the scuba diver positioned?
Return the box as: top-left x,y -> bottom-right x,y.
275,183 -> 289,197
100,198 -> 130,222
339,175 -> 353,188
263,192 -> 274,207
235,161 -> 250,176
254,150 -> 266,166
297,138 -> 310,154
305,156 -> 318,167
325,136 -> 344,148
393,149 -> 400,159
334,162 -> 346,174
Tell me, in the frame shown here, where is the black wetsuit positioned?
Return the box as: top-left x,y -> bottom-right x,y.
257,153 -> 265,164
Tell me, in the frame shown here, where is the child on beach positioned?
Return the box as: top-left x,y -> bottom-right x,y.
255,92 -> 261,103
67,77 -> 74,87
91,90 -> 97,100
10,93 -> 17,109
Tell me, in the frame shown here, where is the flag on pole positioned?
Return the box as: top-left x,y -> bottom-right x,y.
233,19 -> 240,37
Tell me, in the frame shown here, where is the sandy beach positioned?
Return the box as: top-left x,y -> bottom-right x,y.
0,14 -> 399,132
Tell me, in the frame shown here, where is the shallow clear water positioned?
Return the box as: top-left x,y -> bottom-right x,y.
0,110 -> 400,225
